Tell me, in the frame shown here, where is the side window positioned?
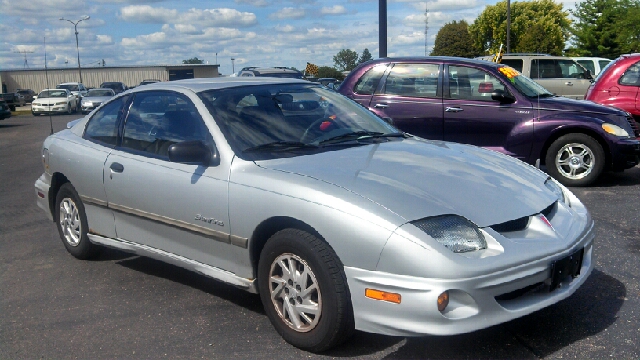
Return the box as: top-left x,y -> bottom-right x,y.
619,61 -> 640,86
577,60 -> 595,75
531,59 -> 563,79
558,60 -> 585,78
83,96 -> 128,147
447,66 -> 507,101
383,63 -> 439,98
121,91 -> 209,158
598,60 -> 611,70
353,64 -> 387,95
501,59 -> 523,72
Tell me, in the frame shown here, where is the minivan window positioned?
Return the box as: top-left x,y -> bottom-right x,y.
501,59 -> 523,72
496,66 -> 553,98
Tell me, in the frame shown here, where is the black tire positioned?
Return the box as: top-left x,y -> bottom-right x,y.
545,133 -> 605,186
54,183 -> 101,259
258,229 -> 354,352
9,105 -> 16,112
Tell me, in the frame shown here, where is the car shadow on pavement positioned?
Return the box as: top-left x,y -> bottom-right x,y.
113,252 -> 266,315
378,269 -> 624,359
592,168 -> 640,187
0,124 -> 25,129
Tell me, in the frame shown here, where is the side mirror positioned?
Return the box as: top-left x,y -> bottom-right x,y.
491,89 -> 516,104
168,140 -> 218,166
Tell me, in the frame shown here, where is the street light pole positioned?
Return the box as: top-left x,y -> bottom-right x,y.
231,58 -> 235,74
60,16 -> 90,84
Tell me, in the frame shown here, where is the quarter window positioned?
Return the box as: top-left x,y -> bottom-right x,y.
83,96 -> 129,147
120,91 -> 210,158
383,63 -> 439,98
447,66 -> 507,101
619,61 -> 640,86
501,59 -> 523,72
353,64 -> 387,95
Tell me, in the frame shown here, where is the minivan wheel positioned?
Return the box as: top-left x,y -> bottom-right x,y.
55,183 -> 101,259
545,133 -> 605,186
258,229 -> 354,352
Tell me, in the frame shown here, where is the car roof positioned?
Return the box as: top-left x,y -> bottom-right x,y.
131,77 -> 312,93
57,82 -> 82,85
360,56 -> 505,69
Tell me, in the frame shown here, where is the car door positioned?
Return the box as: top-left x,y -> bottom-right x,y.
442,64 -> 534,161
530,59 -> 591,99
348,63 -> 388,108
369,62 -> 444,140
103,90 -> 238,273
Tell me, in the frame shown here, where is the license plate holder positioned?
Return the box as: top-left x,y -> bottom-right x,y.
549,248 -> 584,291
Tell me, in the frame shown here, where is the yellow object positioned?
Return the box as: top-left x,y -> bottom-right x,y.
305,62 -> 319,76
437,291 -> 449,311
365,288 -> 402,304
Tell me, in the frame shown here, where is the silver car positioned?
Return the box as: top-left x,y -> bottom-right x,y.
81,88 -> 116,114
35,78 -> 595,352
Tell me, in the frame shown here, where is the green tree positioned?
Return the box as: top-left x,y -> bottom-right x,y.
468,0 -> 571,55
317,66 -> 345,80
358,48 -> 373,64
333,49 -> 359,72
183,57 -> 204,64
430,20 -> 477,57
569,0 -> 640,58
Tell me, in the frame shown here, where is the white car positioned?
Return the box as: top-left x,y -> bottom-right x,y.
31,89 -> 78,115
572,57 -> 612,76
56,82 -> 88,103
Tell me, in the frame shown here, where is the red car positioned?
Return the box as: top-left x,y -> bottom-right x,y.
586,53 -> 640,129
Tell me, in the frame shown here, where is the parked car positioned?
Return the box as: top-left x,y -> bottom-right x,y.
477,54 -> 593,99
35,77 -> 595,351
139,79 -> 161,86
17,89 -> 37,103
0,99 -> 11,120
339,56 -> 640,186
31,89 -> 78,115
236,67 -> 305,79
0,92 -> 23,111
100,81 -> 128,94
585,53 -> 640,126
56,82 -> 88,103
81,88 -> 116,114
572,57 -> 612,76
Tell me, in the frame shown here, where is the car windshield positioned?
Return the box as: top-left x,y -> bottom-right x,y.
198,83 -> 400,158
56,84 -> 79,91
38,90 -> 67,98
87,89 -> 114,97
496,66 -> 554,97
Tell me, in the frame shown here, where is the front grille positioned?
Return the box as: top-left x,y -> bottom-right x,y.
625,114 -> 639,137
491,216 -> 530,233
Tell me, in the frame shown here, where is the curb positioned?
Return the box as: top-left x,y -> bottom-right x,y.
11,110 -> 32,116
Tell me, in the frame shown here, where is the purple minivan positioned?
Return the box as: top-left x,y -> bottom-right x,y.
338,57 -> 640,186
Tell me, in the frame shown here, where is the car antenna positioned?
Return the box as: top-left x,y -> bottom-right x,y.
44,36 -> 53,135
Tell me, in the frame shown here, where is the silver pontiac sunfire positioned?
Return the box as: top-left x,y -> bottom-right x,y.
35,77 -> 594,352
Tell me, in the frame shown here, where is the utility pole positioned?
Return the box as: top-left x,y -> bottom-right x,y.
14,49 -> 34,68
424,4 -> 429,56
379,0 -> 387,58
506,0 -> 511,54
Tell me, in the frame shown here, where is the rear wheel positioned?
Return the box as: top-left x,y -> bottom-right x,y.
258,229 -> 354,352
545,133 -> 605,186
55,183 -> 101,259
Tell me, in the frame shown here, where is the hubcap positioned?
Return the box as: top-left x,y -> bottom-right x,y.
555,143 -> 595,180
59,198 -> 82,247
269,253 -> 321,332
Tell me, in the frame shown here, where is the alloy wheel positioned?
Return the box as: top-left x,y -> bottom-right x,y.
59,198 -> 82,247
555,142 -> 595,180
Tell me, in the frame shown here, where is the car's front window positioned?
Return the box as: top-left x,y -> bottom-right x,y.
37,90 -> 68,98
87,90 -> 114,97
57,84 -> 79,91
496,66 -> 554,97
198,84 -> 400,159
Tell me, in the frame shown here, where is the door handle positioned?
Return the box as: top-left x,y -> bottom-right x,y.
110,162 -> 124,173
374,103 -> 388,109
445,107 -> 464,113
565,82 -> 574,86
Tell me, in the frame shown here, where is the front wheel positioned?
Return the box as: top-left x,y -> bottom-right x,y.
55,183 -> 101,259
258,229 -> 354,352
545,133 -> 605,186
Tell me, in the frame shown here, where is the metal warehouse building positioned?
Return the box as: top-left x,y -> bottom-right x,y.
1,64 -> 220,93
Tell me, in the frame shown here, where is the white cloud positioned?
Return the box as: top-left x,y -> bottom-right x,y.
96,35 -> 113,44
119,5 -> 178,23
0,0 -> 79,16
269,7 -> 306,19
275,24 -> 295,33
235,0 -> 269,6
119,6 -> 256,27
394,31 -> 425,45
321,5 -> 347,15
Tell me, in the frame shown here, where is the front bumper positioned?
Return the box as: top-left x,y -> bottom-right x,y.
81,102 -> 101,113
345,222 -> 595,336
32,104 -> 69,114
35,173 -> 53,221
610,138 -> 640,171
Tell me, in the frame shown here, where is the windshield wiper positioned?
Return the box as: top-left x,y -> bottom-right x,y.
318,131 -> 404,145
243,141 -> 318,153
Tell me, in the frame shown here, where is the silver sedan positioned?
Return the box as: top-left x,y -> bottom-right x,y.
35,78 -> 594,352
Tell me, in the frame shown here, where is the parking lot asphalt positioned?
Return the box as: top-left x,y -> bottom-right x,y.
1,114 -> 639,359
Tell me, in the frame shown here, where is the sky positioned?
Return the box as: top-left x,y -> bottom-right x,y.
0,0 -> 579,76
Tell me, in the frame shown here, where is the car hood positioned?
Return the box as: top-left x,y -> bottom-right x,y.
534,95 -> 623,115
256,138 -> 557,227
33,98 -> 69,105
83,96 -> 112,102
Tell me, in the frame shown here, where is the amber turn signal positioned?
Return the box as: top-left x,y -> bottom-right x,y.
365,288 -> 401,304
437,291 -> 450,312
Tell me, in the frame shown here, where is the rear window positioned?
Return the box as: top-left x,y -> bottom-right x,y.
619,61 -> 640,86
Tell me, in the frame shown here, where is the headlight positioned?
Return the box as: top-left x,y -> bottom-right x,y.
602,123 -> 629,137
545,177 -> 570,207
412,215 -> 487,253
